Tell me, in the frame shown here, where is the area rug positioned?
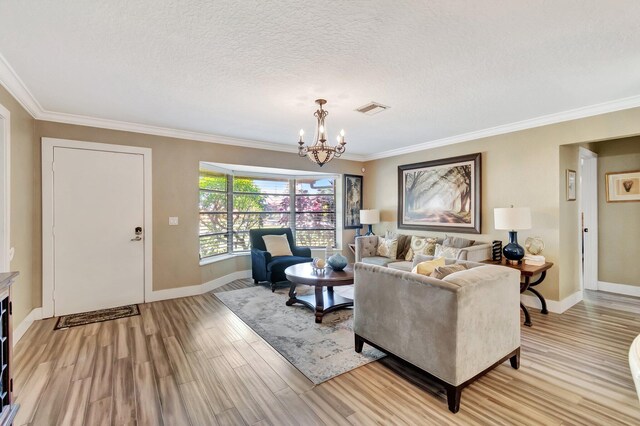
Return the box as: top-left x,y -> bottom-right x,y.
215,285 -> 385,384
54,304 -> 140,330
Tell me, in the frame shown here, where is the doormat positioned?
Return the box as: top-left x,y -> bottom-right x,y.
54,304 -> 140,330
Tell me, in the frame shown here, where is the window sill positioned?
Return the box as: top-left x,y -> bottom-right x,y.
199,252 -> 250,266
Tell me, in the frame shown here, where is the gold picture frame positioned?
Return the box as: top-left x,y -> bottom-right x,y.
606,170 -> 640,203
566,169 -> 576,201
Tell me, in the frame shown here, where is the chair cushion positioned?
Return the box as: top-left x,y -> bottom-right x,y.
267,256 -> 312,273
262,234 -> 293,256
361,256 -> 395,267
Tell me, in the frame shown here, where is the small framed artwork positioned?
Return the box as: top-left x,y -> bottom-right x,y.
398,153 -> 481,234
566,170 -> 576,201
606,170 -> 640,203
343,174 -> 363,229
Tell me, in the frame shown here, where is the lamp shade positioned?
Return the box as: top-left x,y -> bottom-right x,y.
360,209 -> 380,225
494,207 -> 531,230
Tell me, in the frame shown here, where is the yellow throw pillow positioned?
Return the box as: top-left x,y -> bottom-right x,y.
262,234 -> 293,257
411,257 -> 446,276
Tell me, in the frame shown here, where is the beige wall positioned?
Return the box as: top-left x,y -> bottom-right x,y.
364,107 -> 640,302
593,136 -> 640,286
0,85 -> 36,327
34,121 -> 364,300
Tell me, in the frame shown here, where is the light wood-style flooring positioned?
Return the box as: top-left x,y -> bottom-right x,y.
12,282 -> 640,425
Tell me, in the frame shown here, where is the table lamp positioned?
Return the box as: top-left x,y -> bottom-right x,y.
494,206 -> 531,264
359,209 -> 380,236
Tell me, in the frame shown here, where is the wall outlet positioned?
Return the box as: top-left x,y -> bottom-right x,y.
169,217 -> 179,226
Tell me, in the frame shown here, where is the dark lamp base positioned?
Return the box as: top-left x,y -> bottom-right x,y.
503,231 -> 525,262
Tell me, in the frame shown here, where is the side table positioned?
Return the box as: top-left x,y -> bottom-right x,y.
482,260 -> 554,327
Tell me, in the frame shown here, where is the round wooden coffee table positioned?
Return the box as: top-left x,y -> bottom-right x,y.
284,262 -> 354,323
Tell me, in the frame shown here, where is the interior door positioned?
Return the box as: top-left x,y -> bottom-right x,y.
580,152 -> 598,291
53,147 -> 145,316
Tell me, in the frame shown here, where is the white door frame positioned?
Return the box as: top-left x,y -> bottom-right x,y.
42,138 -> 152,318
578,147 -> 598,291
0,102 -> 10,272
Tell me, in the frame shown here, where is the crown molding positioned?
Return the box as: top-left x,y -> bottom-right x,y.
36,109 -> 367,161
0,53 -> 43,116
362,94 -> 640,161
2,52 -> 639,164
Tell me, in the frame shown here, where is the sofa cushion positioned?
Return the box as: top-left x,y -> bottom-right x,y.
376,237 -> 398,259
406,236 -> 438,261
443,236 -> 475,248
412,257 -> 446,276
431,263 -> 468,279
387,261 -> 413,272
262,234 -> 293,256
361,256 -> 396,267
267,256 -> 312,273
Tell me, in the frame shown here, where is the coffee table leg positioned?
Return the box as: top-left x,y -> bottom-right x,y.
286,282 -> 297,306
315,286 -> 324,323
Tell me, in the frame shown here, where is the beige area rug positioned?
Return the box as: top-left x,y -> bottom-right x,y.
54,304 -> 140,330
215,284 -> 385,384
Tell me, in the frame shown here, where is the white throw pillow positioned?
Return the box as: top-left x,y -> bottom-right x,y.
434,243 -> 462,259
376,237 -> 398,259
262,234 -> 293,257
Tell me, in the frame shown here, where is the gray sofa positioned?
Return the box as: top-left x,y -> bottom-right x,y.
353,256 -> 521,413
355,235 -> 491,271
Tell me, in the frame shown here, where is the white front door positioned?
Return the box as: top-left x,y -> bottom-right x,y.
53,147 -> 145,316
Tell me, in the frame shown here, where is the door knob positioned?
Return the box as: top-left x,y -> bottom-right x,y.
130,236 -> 142,241
583,228 -> 589,233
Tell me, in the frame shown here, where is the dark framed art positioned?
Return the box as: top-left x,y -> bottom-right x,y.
398,153 -> 481,234
343,174 -> 363,229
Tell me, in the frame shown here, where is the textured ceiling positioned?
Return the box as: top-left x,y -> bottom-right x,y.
1,1 -> 640,157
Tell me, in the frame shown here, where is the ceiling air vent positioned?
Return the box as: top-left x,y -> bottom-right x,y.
355,101 -> 389,116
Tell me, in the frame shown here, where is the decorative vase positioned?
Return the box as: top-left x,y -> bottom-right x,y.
327,253 -> 348,271
503,231 -> 525,263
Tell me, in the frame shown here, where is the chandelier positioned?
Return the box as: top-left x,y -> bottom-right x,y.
297,99 -> 346,167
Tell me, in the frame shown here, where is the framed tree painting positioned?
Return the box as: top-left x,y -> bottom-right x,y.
398,153 -> 481,234
344,174 -> 363,229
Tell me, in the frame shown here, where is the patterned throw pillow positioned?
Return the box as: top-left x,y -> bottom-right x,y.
405,236 -> 438,261
434,243 -> 462,259
430,263 -> 468,280
376,237 -> 398,259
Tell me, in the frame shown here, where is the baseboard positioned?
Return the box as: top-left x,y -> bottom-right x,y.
597,281 -> 640,297
13,307 -> 43,346
146,270 -> 251,302
520,290 -> 583,314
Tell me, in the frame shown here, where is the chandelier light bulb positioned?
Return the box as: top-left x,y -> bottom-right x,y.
340,129 -> 345,137
299,129 -> 304,136
319,125 -> 324,134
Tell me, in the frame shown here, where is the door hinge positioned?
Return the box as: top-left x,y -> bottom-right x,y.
10,378 -> 13,393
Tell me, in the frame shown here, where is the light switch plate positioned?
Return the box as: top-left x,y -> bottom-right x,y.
169,217 -> 179,226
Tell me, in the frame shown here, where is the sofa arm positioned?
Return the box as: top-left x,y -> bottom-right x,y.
458,243 -> 491,262
444,265 -> 521,384
251,248 -> 272,281
291,246 -> 312,257
355,236 -> 378,262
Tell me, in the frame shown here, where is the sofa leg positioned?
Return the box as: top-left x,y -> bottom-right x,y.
445,385 -> 462,413
271,283 -> 277,292
354,334 -> 364,353
254,279 -> 259,285
510,347 -> 520,370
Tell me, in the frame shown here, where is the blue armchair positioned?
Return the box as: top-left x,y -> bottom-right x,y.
250,228 -> 312,292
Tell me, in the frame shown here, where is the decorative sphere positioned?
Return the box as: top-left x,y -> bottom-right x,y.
525,237 -> 545,255
312,258 -> 326,269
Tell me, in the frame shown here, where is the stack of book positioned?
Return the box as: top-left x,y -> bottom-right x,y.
524,255 -> 546,266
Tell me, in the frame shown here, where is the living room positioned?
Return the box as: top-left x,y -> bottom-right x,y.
1,2 -> 640,425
